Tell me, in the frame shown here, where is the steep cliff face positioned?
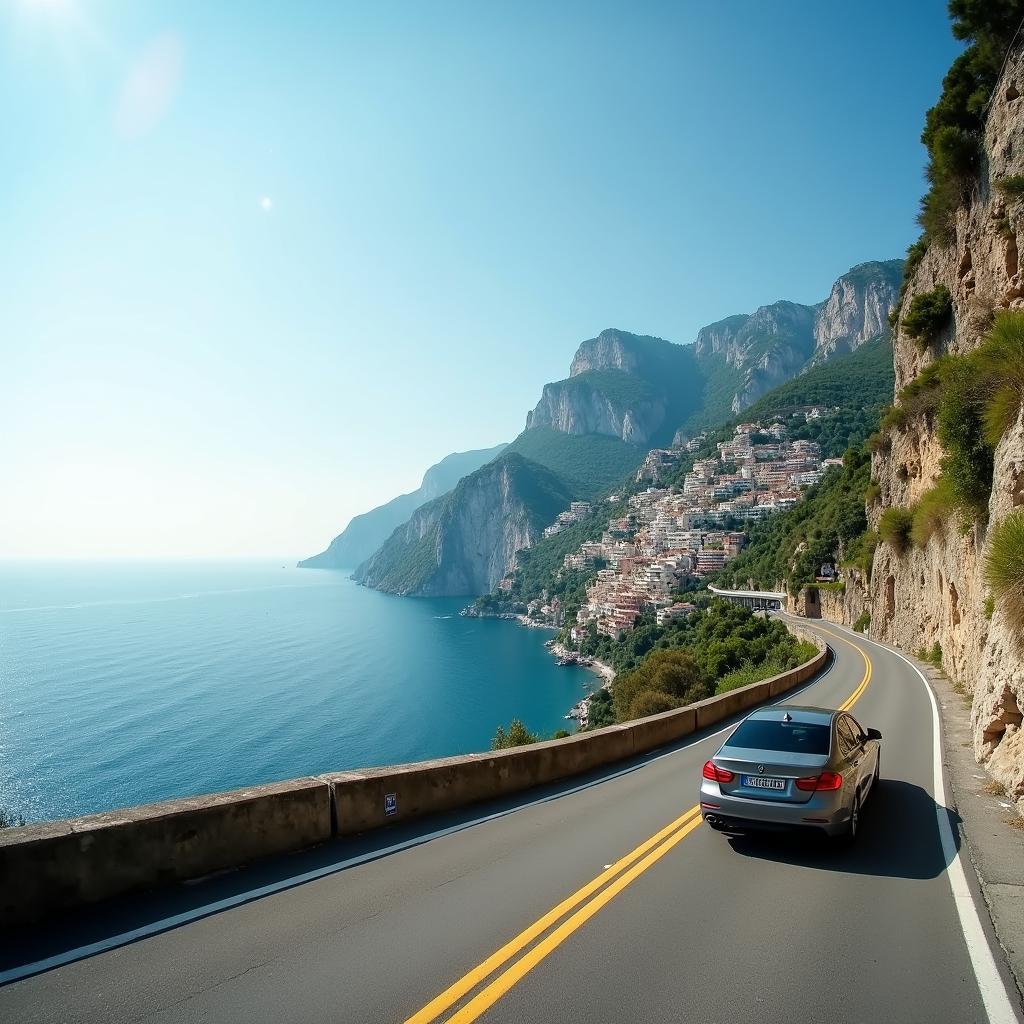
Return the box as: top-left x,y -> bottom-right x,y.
810,261 -> 903,365
299,444 -> 507,569
526,372 -> 668,444
527,330 -> 702,448
353,453 -> 574,596
691,265 -> 900,419
867,48 -> 1024,813
569,329 -> 645,376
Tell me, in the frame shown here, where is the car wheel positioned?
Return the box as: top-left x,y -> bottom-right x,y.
838,794 -> 861,846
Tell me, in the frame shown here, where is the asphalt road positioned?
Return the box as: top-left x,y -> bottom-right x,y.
2,619 -> 1022,1024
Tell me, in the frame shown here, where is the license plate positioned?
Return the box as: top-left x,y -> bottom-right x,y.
742,775 -> 785,790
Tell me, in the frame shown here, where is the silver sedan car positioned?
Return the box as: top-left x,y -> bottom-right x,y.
699,705 -> 882,841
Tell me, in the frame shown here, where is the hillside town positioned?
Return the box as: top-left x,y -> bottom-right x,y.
512,413 -> 842,641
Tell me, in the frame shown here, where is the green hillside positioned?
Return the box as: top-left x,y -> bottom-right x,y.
740,334 -> 894,421
504,427 -> 645,497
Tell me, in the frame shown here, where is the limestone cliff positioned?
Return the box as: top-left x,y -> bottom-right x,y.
527,330 -> 703,448
863,47 -> 1024,814
809,261 -> 903,365
353,453 -> 574,596
691,264 -> 900,420
299,444 -> 507,569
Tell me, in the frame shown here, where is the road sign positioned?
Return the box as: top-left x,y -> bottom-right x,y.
385,792 -> 397,817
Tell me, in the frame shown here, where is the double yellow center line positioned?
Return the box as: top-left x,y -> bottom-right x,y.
404,623 -> 872,1024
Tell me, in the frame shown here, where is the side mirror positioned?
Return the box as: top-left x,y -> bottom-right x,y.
866,727 -> 882,741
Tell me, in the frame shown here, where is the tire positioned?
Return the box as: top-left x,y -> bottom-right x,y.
837,793 -> 861,847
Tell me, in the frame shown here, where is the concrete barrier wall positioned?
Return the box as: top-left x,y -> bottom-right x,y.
0,632 -> 826,927
0,778 -> 331,928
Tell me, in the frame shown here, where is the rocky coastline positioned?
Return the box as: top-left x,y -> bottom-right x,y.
462,603 -> 614,727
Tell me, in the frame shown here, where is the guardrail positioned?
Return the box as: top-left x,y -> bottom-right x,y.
0,627 -> 826,928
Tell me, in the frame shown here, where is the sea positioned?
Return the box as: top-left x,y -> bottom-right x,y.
0,561 -> 595,824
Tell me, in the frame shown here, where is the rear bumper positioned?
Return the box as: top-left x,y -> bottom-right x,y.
699,782 -> 851,838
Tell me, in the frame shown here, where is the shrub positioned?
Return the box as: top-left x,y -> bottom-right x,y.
880,404 -> 908,433
627,690 -> 683,718
865,481 -> 881,505
878,506 -> 915,554
928,641 -> 943,668
491,718 -> 539,749
936,352 -> 995,523
911,478 -> 956,547
984,510 -> 1024,631
867,431 -> 890,454
613,648 -> 712,722
901,285 -> 953,350
996,175 -> 1024,202
853,611 -> 871,633
976,311 -> 1024,445
984,594 -> 995,619
916,5 -> 1022,244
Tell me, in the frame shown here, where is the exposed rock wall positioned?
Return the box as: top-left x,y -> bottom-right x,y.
299,444 -> 507,569
354,453 -> 573,596
526,377 -> 667,445
810,261 -> 902,365
868,47 -> 1024,814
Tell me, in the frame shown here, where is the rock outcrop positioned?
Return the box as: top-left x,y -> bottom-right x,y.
525,374 -> 668,445
691,264 -> 900,417
353,453 -> 574,596
864,46 -> 1024,815
527,330 -> 702,448
809,261 -> 903,365
299,444 -> 507,569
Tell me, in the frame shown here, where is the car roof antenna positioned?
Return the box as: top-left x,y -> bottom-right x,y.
782,712 -> 792,722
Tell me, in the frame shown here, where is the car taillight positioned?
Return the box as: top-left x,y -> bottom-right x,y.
702,760 -> 735,783
795,771 -> 843,792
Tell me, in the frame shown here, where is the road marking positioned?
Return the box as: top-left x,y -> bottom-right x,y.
808,622 -> 872,712
403,806 -> 702,1024
405,631 -> 873,1023
446,815 -> 705,1024
819,621 -> 1021,1024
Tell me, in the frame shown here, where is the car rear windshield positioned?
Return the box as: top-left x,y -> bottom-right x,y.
726,719 -> 831,755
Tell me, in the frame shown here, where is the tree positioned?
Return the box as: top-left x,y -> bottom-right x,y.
613,648 -> 712,722
491,718 -> 539,750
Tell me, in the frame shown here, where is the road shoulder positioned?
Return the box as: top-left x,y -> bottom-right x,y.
904,651 -> 1024,1003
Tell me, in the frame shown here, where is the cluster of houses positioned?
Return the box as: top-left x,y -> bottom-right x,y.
528,416 -> 841,641
541,501 -> 593,539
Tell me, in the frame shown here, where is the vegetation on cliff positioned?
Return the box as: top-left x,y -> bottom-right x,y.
877,312 -> 1024,555
504,428 -> 644,497
917,0 -> 1024,244
985,510 -> 1024,629
901,285 -> 953,350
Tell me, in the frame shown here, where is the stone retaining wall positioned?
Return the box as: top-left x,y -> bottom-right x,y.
0,633 -> 826,928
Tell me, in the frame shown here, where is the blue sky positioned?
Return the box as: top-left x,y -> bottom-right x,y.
2,0 -> 960,559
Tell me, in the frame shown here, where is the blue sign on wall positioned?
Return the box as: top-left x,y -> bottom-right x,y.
385,792 -> 397,817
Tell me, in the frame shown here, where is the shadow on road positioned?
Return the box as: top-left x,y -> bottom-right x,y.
725,779 -> 960,880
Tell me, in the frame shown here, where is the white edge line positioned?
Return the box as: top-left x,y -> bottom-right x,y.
811,618 -> 1020,1024
0,655 -> 836,986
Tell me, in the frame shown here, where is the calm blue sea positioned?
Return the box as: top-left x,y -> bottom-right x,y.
0,562 -> 593,824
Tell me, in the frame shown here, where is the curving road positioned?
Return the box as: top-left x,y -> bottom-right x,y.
1,619 -> 1022,1023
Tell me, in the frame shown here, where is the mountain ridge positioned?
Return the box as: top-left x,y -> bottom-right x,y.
299,443 -> 507,570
